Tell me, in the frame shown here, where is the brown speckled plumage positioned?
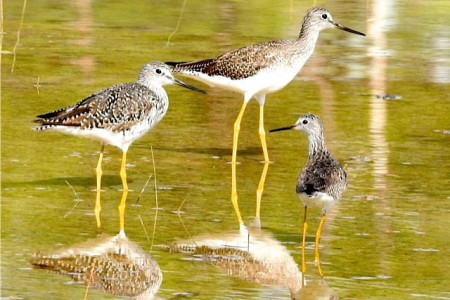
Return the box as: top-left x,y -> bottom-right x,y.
270,113 -> 349,275
35,82 -> 158,132
165,7 -> 363,231
167,7 -> 364,84
296,146 -> 348,205
168,40 -> 297,80
34,61 -> 203,152
270,114 -> 347,211
295,114 -> 347,210
33,62 -> 205,233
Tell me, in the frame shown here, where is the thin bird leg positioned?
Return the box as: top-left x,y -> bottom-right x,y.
118,151 -> 129,235
94,145 -> 105,228
231,100 -> 249,228
315,213 -> 326,277
302,206 -> 308,274
255,103 -> 270,226
258,103 -> 270,163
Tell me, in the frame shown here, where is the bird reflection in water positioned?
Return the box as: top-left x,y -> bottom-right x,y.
31,234 -> 162,299
168,228 -> 337,298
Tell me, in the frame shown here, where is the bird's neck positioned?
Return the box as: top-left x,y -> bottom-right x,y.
138,79 -> 168,99
297,21 -> 320,45
290,25 -> 320,64
307,132 -> 327,157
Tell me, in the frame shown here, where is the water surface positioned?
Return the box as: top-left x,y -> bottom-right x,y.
2,0 -> 449,299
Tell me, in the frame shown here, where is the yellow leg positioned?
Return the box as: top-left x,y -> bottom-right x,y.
315,213 -> 326,277
258,104 -> 270,163
255,104 -> 270,226
94,145 -> 105,228
231,100 -> 249,228
302,206 -> 308,274
118,151 -> 129,234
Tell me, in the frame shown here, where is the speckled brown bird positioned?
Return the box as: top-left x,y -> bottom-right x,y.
167,7 -> 363,230
270,113 -> 347,277
34,61 -> 205,234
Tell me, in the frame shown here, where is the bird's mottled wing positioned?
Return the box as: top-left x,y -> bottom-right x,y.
172,40 -> 292,80
296,164 -> 327,196
35,83 -> 156,131
36,92 -> 100,120
296,155 -> 345,197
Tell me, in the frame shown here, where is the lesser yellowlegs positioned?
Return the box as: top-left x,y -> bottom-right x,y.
167,7 -> 363,229
270,114 -> 348,277
34,61 -> 205,234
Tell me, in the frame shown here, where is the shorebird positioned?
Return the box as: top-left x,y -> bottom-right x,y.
166,7 -> 363,229
270,114 -> 348,277
34,61 -> 205,234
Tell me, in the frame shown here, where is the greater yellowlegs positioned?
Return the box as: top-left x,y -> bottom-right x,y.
34,61 -> 205,234
167,7 -> 363,229
270,114 -> 348,277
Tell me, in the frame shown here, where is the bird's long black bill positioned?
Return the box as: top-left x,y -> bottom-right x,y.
269,125 -> 294,132
333,22 -> 366,36
174,78 -> 206,94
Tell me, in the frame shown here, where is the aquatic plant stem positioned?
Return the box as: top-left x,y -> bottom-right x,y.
150,146 -> 158,252
11,0 -> 27,72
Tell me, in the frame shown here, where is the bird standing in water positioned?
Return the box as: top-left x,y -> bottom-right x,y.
167,7 -> 363,230
270,114 -> 348,277
34,61 -> 205,235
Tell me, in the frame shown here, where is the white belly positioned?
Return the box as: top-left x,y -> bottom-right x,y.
44,122 -> 154,152
180,65 -> 300,98
298,192 -> 336,212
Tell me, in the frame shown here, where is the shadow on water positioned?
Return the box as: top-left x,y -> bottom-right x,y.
144,145 -> 267,159
31,234 -> 162,299
3,175 -> 124,188
165,227 -> 338,298
3,0 -> 449,298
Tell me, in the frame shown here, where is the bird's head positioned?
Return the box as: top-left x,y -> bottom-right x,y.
269,113 -> 323,136
302,7 -> 365,36
138,62 -> 205,93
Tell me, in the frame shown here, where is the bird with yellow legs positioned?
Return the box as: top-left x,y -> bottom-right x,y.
270,114 -> 348,277
167,7 -> 363,230
35,62 -> 204,235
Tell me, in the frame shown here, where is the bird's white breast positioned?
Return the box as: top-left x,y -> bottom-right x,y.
43,112 -> 165,153
298,192 -> 336,211
179,63 -> 305,99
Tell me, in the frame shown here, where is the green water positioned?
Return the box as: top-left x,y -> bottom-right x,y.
2,0 -> 449,299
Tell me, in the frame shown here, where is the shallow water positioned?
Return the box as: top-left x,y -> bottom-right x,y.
2,0 -> 449,299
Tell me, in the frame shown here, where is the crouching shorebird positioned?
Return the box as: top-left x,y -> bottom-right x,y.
166,7 -> 363,230
270,114 -> 348,277
34,61 -> 205,234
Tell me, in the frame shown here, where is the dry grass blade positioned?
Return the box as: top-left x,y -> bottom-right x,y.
34,76 -> 41,95
176,197 -> 197,247
1,0 -> 4,69
150,146 -> 158,252
135,172 -> 153,241
166,0 -> 187,46
136,173 -> 153,204
138,214 -> 150,241
63,180 -> 82,218
11,0 -> 27,72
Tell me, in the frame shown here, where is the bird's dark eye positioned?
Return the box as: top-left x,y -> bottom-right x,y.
155,69 -> 162,74
302,120 -> 308,125
321,14 -> 328,19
